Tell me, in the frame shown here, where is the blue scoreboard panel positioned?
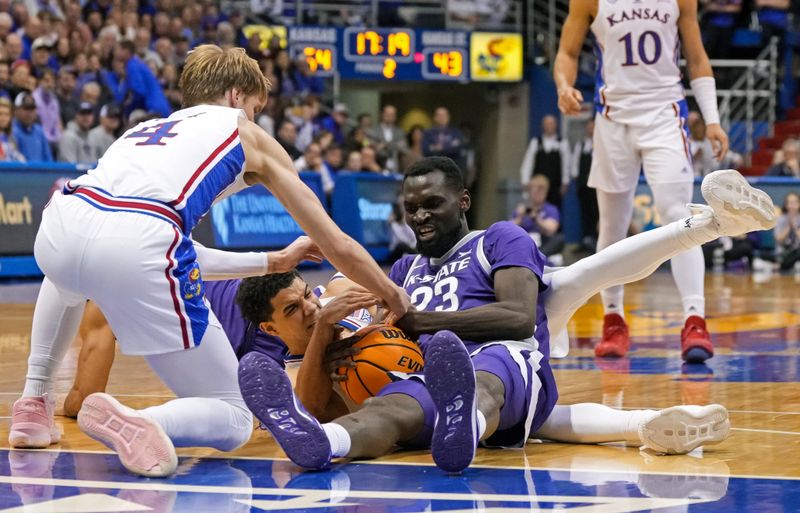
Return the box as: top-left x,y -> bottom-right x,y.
285,26 -> 521,82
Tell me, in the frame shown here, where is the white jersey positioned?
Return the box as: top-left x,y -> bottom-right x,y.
591,0 -> 685,126
69,105 -> 249,233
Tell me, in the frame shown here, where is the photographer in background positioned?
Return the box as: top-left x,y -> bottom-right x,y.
511,174 -> 564,260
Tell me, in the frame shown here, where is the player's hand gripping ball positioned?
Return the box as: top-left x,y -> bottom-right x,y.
334,325 -> 424,405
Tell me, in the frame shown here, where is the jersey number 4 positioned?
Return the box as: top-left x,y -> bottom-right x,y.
125,120 -> 181,146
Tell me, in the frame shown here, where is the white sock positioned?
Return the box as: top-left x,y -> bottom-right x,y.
323,422 -> 352,458
23,279 -> 86,398
682,295 -> 705,320
534,404 -> 661,445
476,410 -> 487,440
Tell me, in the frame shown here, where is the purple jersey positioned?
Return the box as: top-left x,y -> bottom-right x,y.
203,279 -> 288,366
389,221 -> 550,354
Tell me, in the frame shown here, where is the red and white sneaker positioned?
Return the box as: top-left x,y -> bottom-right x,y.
8,395 -> 61,448
594,314 -> 630,358
77,393 -> 178,477
681,316 -> 714,363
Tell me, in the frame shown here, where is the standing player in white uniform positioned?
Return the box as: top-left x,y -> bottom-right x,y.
554,0 -> 729,362
7,45 -> 410,477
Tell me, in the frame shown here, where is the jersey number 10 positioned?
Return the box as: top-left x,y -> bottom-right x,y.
619,31 -> 662,66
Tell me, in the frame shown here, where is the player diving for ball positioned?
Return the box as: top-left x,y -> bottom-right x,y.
239,156 -> 774,473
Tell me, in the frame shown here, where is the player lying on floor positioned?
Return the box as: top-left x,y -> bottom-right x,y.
239,157 -> 774,473
67,266 -> 732,460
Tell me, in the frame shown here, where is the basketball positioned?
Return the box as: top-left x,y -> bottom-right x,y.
338,325 -> 424,405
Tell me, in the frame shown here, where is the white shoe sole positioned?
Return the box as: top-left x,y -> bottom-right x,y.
640,404 -> 730,455
78,393 -> 178,477
701,169 -> 776,233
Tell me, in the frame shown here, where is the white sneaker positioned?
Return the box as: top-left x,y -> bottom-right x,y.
701,169 -> 776,236
639,404 -> 730,455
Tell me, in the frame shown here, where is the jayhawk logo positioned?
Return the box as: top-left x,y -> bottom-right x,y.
477,38 -> 515,75
183,265 -> 203,300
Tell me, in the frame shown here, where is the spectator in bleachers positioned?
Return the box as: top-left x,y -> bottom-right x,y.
78,81 -> 101,113
344,125 -> 369,154
256,96 -> 277,137
767,138 -> 800,177
320,102 -> 348,145
755,0 -> 790,53
0,97 -> 25,162
291,56 -> 325,97
294,141 -> 335,195
688,111 -> 719,176
12,91 -> 52,162
361,145 -> 386,174
30,36 -> 56,78
519,114 -> 569,208
88,103 -> 121,160
357,112 -> 376,143
401,124 -> 425,171
0,13 -> 12,41
286,96 -> 319,152
19,14 -> 43,61
154,37 -> 176,68
56,66 -> 78,126
700,0 -> 742,59
113,39 -> 170,118
32,68 -> 61,149
775,192 -> 800,271
323,144 -> 343,172
342,150 -> 363,173
8,60 -> 34,99
422,106 -> 464,164
276,118 -> 302,160
134,28 -> 160,67
159,63 -> 181,111
58,101 -> 94,164
511,174 -> 564,258
6,34 -> 23,63
370,104 -> 406,173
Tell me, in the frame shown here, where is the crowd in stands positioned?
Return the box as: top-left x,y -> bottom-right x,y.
699,0 -> 797,58
273,102 -> 475,198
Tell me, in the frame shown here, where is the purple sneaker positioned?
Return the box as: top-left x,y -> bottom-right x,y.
238,352 -> 331,470
424,330 -> 478,474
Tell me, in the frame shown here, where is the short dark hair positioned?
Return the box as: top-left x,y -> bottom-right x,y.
236,270 -> 301,324
403,156 -> 465,192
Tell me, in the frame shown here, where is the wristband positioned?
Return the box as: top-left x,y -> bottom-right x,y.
690,77 -> 720,125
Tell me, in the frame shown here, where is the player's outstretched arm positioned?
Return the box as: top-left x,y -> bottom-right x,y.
237,118 -> 410,318
295,290 -> 380,421
678,0 -> 729,160
193,236 -> 323,280
396,266 -> 538,342
63,302 -> 116,418
553,0 -> 594,115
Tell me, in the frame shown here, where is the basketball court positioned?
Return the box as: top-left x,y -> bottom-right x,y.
1,269 -> 798,512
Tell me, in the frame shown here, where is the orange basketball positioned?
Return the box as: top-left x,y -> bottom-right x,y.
338,325 -> 424,405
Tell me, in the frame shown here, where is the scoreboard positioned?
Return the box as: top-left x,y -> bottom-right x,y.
284,26 -> 522,82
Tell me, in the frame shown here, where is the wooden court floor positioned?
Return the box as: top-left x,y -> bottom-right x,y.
0,270 -> 799,512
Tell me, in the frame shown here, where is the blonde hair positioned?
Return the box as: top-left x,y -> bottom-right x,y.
179,45 -> 270,108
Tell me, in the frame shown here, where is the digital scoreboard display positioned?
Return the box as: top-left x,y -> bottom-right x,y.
285,26 -> 521,82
